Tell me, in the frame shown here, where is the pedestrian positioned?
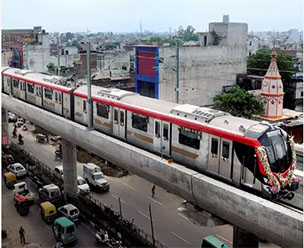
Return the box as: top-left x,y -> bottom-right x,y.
19,226 -> 25,244
151,184 -> 156,198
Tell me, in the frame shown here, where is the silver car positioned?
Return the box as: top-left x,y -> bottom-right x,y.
7,163 -> 27,178
57,204 -> 80,222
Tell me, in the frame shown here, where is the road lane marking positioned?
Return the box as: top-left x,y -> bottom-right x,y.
171,231 -> 191,245
138,210 -> 150,220
215,234 -> 233,244
123,183 -> 135,191
148,196 -> 163,206
178,213 -> 190,221
112,194 -> 126,203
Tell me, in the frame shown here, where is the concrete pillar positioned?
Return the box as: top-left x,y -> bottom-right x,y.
62,139 -> 78,198
233,226 -> 259,248
2,108 -> 9,145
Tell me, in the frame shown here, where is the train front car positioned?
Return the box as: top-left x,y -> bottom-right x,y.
239,122 -> 299,200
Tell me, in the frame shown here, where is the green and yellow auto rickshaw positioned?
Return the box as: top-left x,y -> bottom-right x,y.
40,201 -> 57,224
52,217 -> 77,246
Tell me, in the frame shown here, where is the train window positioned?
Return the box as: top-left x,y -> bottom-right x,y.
179,129 -> 200,150
55,92 -> 58,102
13,79 -> 19,88
21,81 -> 26,91
132,113 -> 148,132
27,84 -> 34,93
163,123 -> 169,140
83,100 -> 87,112
44,88 -> 53,100
114,109 -> 118,123
58,94 -> 62,104
120,111 -> 124,126
211,138 -> 218,154
222,141 -> 230,159
265,146 -> 275,164
155,121 -> 160,137
96,103 -> 109,119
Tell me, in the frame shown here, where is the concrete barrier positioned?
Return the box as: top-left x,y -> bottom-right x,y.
2,94 -> 303,247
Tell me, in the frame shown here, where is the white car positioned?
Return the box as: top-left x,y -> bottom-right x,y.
7,163 -> 27,178
58,204 -> 80,222
54,165 -> 64,180
77,176 -> 90,194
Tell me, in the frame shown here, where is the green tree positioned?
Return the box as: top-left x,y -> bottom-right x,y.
47,62 -> 55,73
247,49 -> 294,84
213,86 -> 264,119
177,25 -> 199,42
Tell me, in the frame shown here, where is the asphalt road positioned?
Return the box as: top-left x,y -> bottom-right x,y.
2,172 -> 97,247
7,122 -> 284,247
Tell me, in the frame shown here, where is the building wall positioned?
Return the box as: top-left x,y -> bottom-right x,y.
158,43 -> 247,106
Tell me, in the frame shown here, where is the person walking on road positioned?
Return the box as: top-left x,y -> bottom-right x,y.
151,184 -> 156,198
19,226 -> 26,244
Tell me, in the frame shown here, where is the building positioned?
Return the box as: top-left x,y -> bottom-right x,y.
260,51 -> 284,119
135,18 -> 248,106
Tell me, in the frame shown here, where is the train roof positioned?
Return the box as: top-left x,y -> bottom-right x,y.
74,85 -> 268,137
74,85 -> 178,115
2,67 -> 73,93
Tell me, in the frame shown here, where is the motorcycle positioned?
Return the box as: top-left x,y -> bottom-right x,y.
18,135 -> 24,145
95,229 -> 109,244
22,124 -> 28,131
55,149 -> 62,160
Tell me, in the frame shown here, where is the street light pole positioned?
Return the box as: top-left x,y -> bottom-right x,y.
87,41 -> 93,130
175,39 -> 179,104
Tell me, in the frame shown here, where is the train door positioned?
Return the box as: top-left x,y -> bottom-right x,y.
54,91 -> 62,114
113,107 -> 126,140
35,85 -> 42,106
219,139 -> 232,178
20,80 -> 26,100
153,120 -> 171,157
207,136 -> 220,173
207,136 -> 232,179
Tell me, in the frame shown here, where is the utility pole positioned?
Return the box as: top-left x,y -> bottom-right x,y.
175,39 -> 179,104
87,41 -> 93,129
149,204 -> 155,247
57,35 -> 60,76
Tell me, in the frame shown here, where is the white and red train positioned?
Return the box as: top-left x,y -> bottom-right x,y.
2,67 -> 299,200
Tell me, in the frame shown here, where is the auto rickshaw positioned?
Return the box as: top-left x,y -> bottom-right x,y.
3,172 -> 17,189
14,194 -> 29,216
40,201 -> 57,224
52,217 -> 77,246
201,235 -> 228,248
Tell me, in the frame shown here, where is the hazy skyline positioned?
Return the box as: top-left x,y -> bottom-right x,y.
1,0 -> 303,33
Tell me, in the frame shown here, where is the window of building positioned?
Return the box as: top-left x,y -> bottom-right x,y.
155,121 -> 160,137
163,123 -> 169,140
222,141 -> 230,159
96,103 -> 109,119
178,129 -> 200,150
44,88 -> 53,100
211,138 -> 218,154
13,79 -> 19,88
28,83 -> 35,93
132,113 -> 148,132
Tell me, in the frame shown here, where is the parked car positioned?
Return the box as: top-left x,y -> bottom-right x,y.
38,184 -> 62,206
7,163 -> 27,178
16,118 -> 25,128
57,204 -> 80,222
54,165 -> 64,180
77,176 -> 90,194
8,112 -> 17,123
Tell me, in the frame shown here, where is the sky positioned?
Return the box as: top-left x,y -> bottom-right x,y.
1,0 -> 303,33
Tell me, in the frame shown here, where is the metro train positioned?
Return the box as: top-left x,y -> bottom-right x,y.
2,67 -> 299,200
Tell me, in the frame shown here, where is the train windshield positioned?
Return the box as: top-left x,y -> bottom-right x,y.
263,130 -> 291,173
